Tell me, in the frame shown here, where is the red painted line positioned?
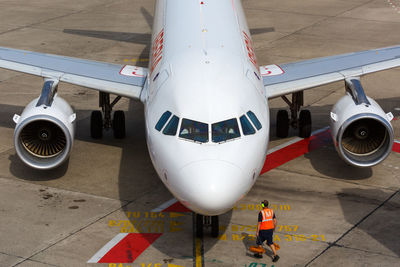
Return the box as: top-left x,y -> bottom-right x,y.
393,141 -> 400,153
261,129 -> 331,174
98,233 -> 162,263
162,200 -> 191,212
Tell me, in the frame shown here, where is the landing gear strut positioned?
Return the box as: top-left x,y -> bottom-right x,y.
90,92 -> 125,139
196,214 -> 219,238
276,91 -> 312,138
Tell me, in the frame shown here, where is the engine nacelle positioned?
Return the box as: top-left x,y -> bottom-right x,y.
330,78 -> 394,167
13,80 -> 76,170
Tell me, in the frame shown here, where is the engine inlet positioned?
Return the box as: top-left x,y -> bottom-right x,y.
19,120 -> 67,158
341,118 -> 387,156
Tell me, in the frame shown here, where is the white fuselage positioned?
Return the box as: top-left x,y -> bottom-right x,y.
143,0 -> 269,215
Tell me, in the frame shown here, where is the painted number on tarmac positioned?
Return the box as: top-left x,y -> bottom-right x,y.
233,204 -> 291,211
217,233 -> 326,242
125,212 -> 166,218
231,224 -> 298,232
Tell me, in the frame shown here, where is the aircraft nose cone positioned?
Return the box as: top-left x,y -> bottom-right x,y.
178,160 -> 247,215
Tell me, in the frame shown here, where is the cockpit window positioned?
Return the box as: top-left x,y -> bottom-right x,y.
212,118 -> 240,143
155,111 -> 172,131
163,115 -> 179,136
179,119 -> 209,143
247,111 -> 262,130
240,115 -> 256,135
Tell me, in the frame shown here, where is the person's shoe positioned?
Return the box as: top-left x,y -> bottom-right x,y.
254,253 -> 263,258
272,255 -> 280,262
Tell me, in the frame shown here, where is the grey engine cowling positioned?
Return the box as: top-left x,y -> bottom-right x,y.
330,78 -> 394,167
13,80 -> 76,170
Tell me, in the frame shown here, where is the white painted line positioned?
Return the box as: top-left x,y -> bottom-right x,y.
151,198 -> 178,212
395,140 -> 400,144
87,233 -> 128,263
267,127 -> 329,155
311,126 -> 330,136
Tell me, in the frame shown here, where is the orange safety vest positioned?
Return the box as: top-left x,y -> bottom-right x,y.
260,208 -> 275,230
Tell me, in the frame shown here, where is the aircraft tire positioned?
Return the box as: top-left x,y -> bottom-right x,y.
299,109 -> 312,138
276,110 -> 289,138
90,111 -> 103,139
211,216 -> 219,237
113,110 -> 126,139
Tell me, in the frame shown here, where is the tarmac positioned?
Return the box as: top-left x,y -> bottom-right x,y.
0,0 -> 399,266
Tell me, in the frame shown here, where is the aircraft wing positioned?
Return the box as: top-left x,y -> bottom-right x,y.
261,46 -> 400,99
0,47 -> 148,100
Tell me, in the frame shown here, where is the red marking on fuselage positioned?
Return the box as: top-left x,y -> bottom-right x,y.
150,29 -> 164,74
243,31 -> 258,69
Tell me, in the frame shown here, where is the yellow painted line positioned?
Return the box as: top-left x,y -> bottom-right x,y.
170,212 -> 185,218
123,58 -> 150,63
195,237 -> 203,267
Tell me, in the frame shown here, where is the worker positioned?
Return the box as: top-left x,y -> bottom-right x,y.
255,200 -> 279,262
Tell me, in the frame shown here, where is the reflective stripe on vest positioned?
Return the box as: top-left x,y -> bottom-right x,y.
260,209 -> 274,230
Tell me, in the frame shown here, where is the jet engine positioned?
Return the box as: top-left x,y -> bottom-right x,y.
330,78 -> 394,167
13,80 -> 76,170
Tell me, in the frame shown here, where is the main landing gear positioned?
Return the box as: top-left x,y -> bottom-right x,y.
196,214 -> 219,238
90,92 -> 126,139
276,91 -> 312,138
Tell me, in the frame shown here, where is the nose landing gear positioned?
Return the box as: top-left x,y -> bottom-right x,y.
196,214 -> 219,238
276,91 -> 312,138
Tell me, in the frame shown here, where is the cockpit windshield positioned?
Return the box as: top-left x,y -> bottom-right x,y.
163,115 -> 180,136
212,118 -> 240,143
247,111 -> 262,130
156,110 -> 262,144
179,118 -> 209,143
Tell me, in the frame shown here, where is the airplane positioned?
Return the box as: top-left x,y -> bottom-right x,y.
0,0 -> 399,238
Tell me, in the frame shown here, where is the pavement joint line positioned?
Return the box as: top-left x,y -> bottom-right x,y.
272,168 -> 399,192
0,10 -> 84,37
304,190 -> 399,266
257,0 -> 378,51
0,251 -> 59,267
329,242 -> 400,259
0,175 -> 129,203
0,0 -> 124,37
12,186 -> 156,266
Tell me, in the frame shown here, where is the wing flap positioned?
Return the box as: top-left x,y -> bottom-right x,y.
262,46 -> 400,99
0,47 -> 148,99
